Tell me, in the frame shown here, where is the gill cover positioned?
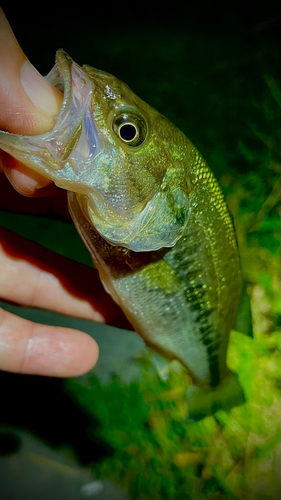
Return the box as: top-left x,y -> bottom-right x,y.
0,50 -> 190,252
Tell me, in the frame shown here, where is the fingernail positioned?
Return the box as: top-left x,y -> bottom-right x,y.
20,61 -> 62,118
2,164 -> 51,194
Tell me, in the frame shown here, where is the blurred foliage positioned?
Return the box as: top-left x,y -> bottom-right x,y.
66,329 -> 280,500
222,72 -> 280,335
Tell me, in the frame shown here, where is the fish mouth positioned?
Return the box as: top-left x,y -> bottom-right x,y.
41,49 -> 102,189
0,49 -> 101,193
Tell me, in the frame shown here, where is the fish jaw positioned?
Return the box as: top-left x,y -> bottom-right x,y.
0,50 -> 105,194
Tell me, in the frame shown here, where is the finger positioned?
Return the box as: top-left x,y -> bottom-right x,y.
0,173 -> 70,217
0,307 -> 99,376
0,151 -> 54,196
0,228 -> 103,323
0,9 -> 63,195
0,227 -> 132,330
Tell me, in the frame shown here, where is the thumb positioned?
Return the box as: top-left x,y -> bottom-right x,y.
0,8 -> 62,136
0,8 -> 63,195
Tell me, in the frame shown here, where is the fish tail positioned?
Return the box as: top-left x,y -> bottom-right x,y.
186,372 -> 245,422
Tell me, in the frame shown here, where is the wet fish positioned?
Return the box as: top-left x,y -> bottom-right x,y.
0,50 -> 244,420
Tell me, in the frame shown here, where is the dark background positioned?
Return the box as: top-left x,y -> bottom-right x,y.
1,1 -> 280,165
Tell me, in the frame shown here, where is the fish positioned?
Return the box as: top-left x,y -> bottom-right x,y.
0,50 -> 244,420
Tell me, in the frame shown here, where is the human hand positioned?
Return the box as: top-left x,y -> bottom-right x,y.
0,9 -> 130,377
0,7 -> 64,196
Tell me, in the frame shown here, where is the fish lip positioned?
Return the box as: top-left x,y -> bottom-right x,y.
43,49 -> 99,165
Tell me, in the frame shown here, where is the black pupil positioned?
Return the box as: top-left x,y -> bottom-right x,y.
120,123 -> 137,141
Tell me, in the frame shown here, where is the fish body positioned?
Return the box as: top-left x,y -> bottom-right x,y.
0,50 -> 244,419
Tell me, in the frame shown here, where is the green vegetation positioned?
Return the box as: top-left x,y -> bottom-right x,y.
67,328 -> 280,500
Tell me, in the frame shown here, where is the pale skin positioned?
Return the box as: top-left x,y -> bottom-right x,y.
0,9 -> 129,377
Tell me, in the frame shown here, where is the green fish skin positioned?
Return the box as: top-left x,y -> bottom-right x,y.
0,50 -> 244,420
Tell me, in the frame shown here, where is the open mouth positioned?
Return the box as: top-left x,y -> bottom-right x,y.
44,50 -> 100,180
0,50 -> 100,192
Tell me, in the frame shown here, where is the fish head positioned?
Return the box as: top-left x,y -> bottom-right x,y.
0,50 -> 192,251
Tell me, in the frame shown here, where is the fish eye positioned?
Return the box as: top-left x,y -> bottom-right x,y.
119,123 -> 138,142
112,113 -> 147,147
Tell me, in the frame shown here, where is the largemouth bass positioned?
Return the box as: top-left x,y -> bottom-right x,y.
0,50 -> 244,420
